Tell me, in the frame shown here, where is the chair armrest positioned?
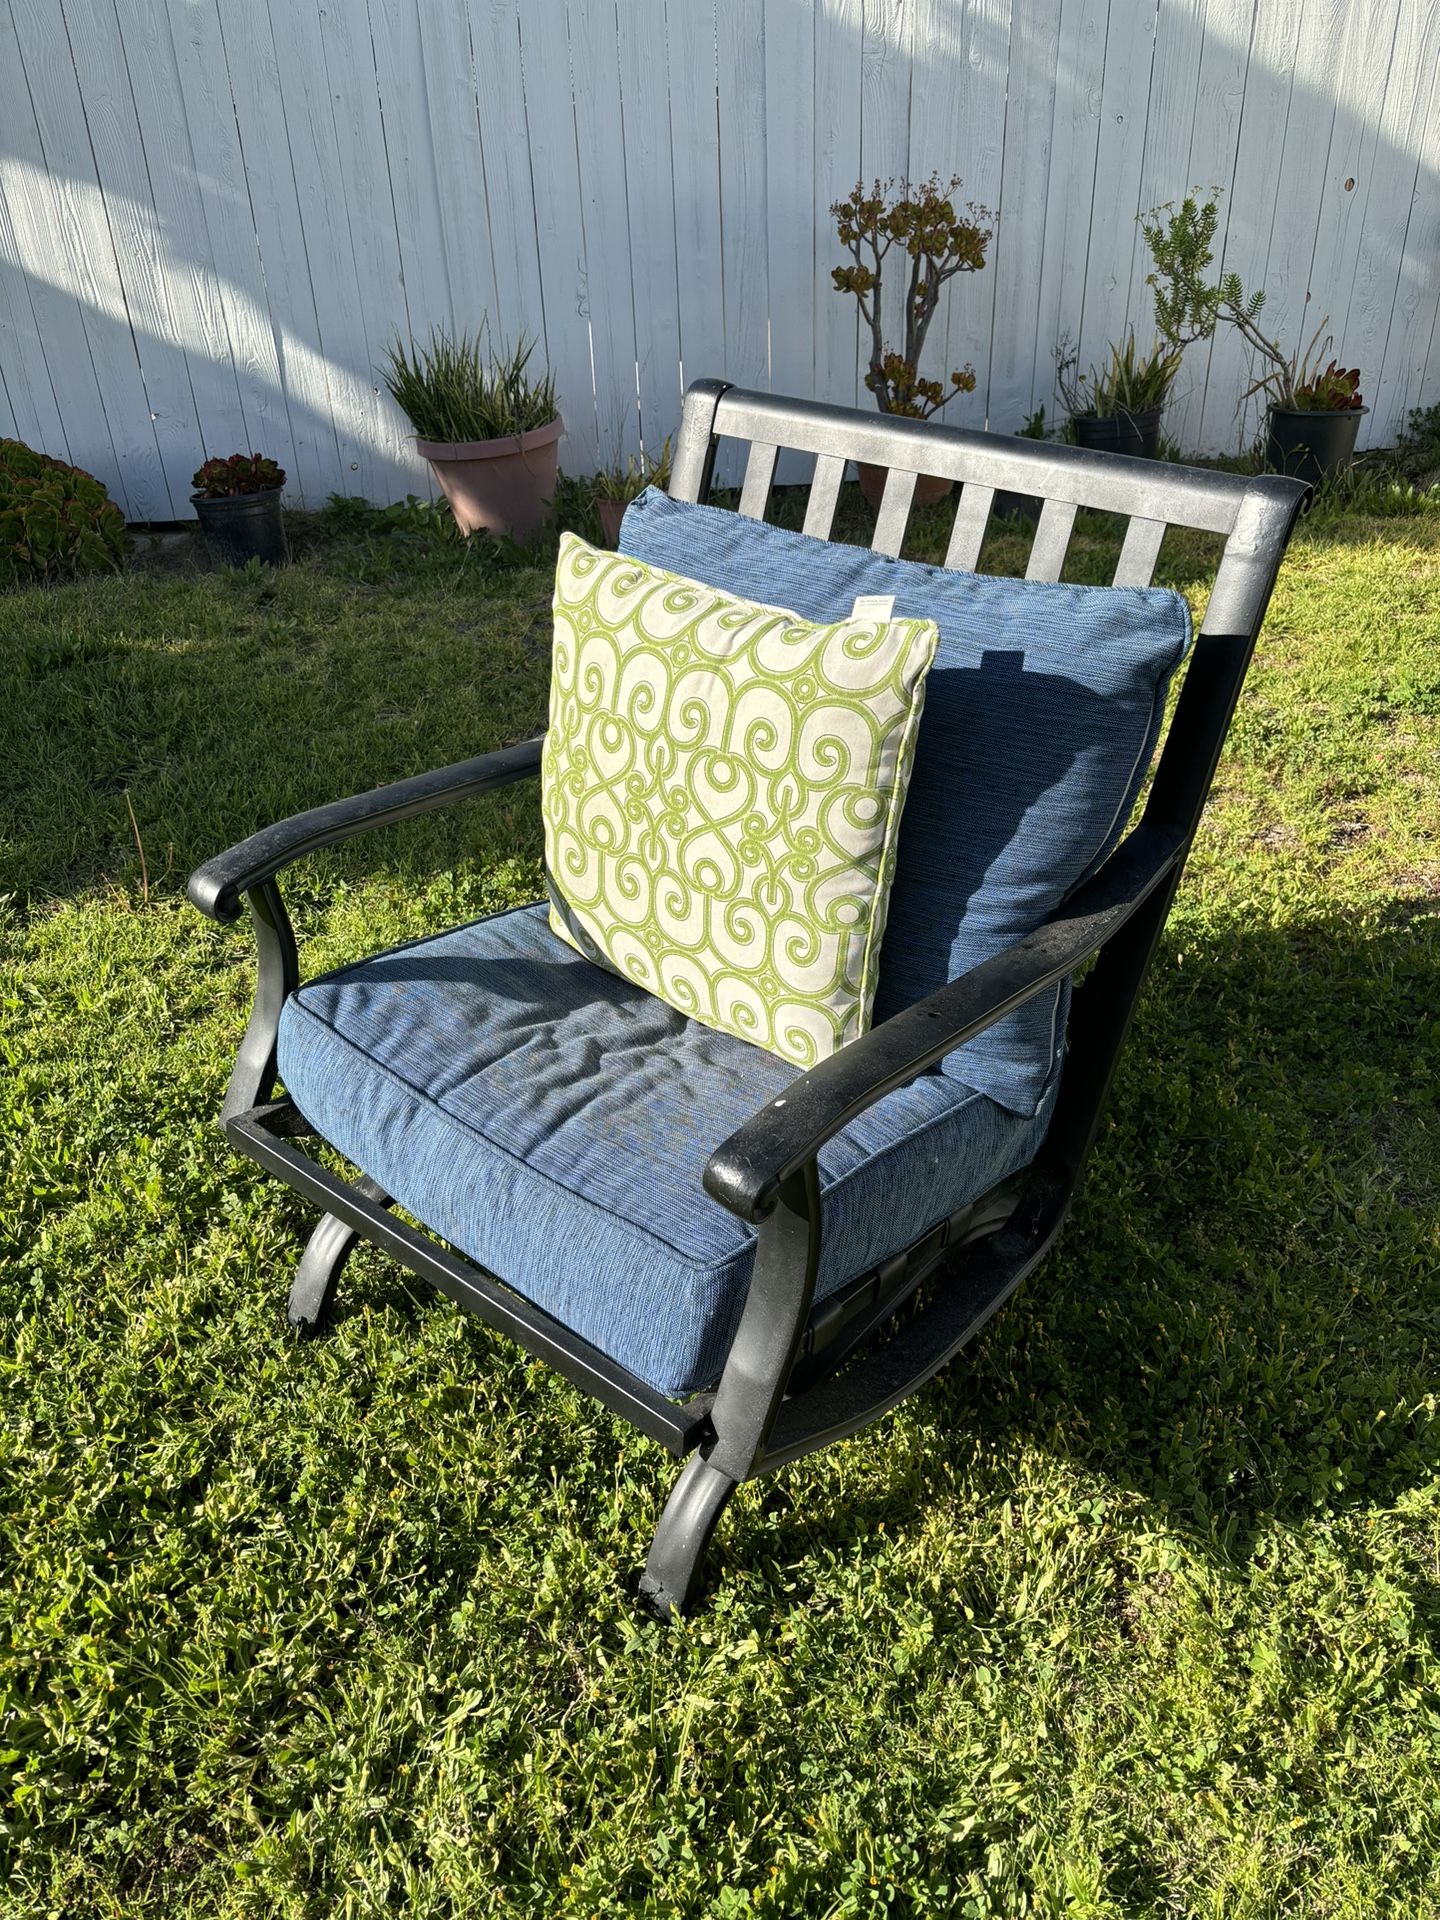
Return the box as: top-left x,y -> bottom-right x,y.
703,823 -> 1187,1223
187,735 -> 546,923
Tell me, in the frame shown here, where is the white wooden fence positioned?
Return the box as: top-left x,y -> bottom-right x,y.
1,0 -> 1437,519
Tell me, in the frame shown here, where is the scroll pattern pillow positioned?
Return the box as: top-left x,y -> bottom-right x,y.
541,535 -> 939,1067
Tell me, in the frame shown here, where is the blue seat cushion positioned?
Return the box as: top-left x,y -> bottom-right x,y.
618,487 -> 1191,1115
276,904 -> 1056,1398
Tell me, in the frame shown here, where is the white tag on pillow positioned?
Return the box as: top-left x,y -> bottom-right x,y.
850,593 -> 895,621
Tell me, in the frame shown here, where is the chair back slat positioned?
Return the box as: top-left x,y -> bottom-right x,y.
1112,516 -> 1167,587
870,469 -> 916,556
803,454 -> 846,538
1025,499 -> 1078,581
738,441 -> 779,519
944,482 -> 994,571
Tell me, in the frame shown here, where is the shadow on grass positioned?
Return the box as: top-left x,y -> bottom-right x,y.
730,898 -> 1440,1572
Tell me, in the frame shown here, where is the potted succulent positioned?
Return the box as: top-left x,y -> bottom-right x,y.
191,454 -> 287,566
1227,315 -> 1367,488
1056,333 -> 1180,459
831,174 -> 991,507
591,437 -> 672,548
381,328 -> 562,542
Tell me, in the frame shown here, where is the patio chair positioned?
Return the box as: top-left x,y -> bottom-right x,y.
188,382 -> 1306,1617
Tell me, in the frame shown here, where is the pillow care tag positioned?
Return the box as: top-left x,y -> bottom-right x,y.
850,594 -> 895,622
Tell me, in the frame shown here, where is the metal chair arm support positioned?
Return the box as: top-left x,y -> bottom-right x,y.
703,822 -> 1188,1225
187,735 -> 547,923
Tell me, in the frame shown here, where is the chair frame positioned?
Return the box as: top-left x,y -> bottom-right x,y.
189,380 -> 1306,1617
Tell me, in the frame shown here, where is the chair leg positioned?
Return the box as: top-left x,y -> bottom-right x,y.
639,1454 -> 738,1621
286,1176 -> 389,1335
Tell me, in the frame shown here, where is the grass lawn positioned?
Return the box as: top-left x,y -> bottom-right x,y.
3,486 -> 1440,1917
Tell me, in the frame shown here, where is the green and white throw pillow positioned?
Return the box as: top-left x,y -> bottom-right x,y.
541,534 -> 939,1067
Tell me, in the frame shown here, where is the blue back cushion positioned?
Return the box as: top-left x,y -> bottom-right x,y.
619,486 -> 1191,1114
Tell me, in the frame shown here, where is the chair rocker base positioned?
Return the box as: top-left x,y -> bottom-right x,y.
224,1098 -> 1074,1617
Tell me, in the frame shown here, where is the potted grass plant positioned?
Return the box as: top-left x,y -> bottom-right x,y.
591,437 -> 671,547
1056,333 -> 1180,459
381,328 -> 562,541
191,454 -> 287,566
831,174 -> 991,507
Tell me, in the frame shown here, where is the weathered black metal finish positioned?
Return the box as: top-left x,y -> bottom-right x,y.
639,1455 -> 739,1621
287,1175 -> 391,1334
191,380 -> 1305,1617
220,881 -> 298,1123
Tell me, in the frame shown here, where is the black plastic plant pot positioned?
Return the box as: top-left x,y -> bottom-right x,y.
1265,406 -> 1367,490
1071,405 -> 1164,461
192,486 -> 288,567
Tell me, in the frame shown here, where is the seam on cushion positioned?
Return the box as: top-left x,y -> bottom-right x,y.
281,994 -> 752,1282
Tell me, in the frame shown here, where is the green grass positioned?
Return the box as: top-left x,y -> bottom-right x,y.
3,488 -> 1440,1917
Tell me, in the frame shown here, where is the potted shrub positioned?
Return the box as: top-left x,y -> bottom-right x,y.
591,437 -> 671,547
1056,333 -> 1180,459
191,454 -> 287,566
1055,191 -> 1225,459
831,174 -> 991,507
381,329 -> 561,542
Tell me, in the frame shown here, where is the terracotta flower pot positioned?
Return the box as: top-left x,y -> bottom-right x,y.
855,462 -> 954,510
417,416 -> 563,542
595,496 -> 627,548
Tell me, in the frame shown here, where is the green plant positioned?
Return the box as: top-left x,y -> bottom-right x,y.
1141,194 -> 1364,415
1016,405 -> 1051,439
831,174 -> 991,417
381,327 -> 558,442
1141,191 -> 1230,351
0,439 -> 129,588
1293,359 -> 1364,412
1056,331 -> 1181,420
591,436 -> 672,503
192,453 -> 285,498
1395,401 -> 1440,482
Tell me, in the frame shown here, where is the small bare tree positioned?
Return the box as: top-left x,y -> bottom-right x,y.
831,175 -> 991,418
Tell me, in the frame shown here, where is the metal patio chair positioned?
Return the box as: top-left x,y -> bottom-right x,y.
188,381 -> 1306,1617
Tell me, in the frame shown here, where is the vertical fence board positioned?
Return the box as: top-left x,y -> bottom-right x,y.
516,0 -> 601,473
985,0 -> 1063,431
813,0 -> 864,408
215,0 -> 345,503
763,0 -> 815,478
1033,0 -> 1110,421
570,0 -> 641,469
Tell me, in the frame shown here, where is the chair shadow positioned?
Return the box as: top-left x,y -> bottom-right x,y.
738,899 -> 1440,1574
